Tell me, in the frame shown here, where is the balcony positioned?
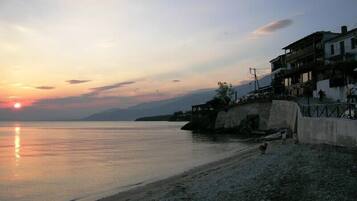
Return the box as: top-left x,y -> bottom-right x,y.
282,61 -> 324,78
286,46 -> 315,62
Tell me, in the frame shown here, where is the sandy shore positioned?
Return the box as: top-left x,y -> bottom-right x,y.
98,140 -> 357,201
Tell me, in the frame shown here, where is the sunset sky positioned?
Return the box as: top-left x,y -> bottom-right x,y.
1,0 -> 357,119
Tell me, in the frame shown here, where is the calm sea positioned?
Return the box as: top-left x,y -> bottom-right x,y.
0,121 -> 248,201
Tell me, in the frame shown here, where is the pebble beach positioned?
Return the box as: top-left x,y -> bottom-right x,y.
98,140 -> 357,201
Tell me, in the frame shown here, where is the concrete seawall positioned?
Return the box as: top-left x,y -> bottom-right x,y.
213,100 -> 356,147
268,100 -> 357,147
267,100 -> 298,132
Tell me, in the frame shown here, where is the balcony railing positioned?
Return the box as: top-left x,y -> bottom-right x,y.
282,61 -> 324,78
286,46 -> 315,62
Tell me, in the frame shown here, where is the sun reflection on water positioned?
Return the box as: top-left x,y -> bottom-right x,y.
14,127 -> 21,164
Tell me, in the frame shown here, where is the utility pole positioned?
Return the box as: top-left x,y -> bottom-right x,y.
249,67 -> 260,92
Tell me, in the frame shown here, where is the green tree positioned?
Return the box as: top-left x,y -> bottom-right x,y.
215,81 -> 235,105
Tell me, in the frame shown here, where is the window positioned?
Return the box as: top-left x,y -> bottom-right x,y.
352,38 -> 356,49
316,42 -> 322,49
284,78 -> 291,87
330,44 -> 334,55
302,72 -> 311,83
340,41 -> 345,55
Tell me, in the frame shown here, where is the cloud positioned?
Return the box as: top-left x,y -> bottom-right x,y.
35,86 -> 55,90
31,91 -> 173,111
66,79 -> 91,84
172,79 -> 181,83
86,81 -> 136,96
253,19 -> 293,36
90,81 -> 135,91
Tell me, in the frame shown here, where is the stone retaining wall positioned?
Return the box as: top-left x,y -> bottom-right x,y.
215,102 -> 272,130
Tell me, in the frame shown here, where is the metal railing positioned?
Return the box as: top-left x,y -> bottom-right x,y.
285,46 -> 314,61
299,103 -> 356,119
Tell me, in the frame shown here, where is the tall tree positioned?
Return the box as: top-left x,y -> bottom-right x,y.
215,81 -> 235,106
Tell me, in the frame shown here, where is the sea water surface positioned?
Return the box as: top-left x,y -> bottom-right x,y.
0,121 -> 248,201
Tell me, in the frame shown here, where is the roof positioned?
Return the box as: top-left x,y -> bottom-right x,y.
269,54 -> 285,63
325,27 -> 357,43
283,31 -> 339,50
271,68 -> 286,74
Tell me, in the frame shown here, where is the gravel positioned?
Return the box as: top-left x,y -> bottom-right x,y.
99,141 -> 357,201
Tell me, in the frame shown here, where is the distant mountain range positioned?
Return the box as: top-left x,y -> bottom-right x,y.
83,75 -> 271,121
83,89 -> 216,121
0,75 -> 271,121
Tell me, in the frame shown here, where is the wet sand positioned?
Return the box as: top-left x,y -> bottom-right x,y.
98,141 -> 357,201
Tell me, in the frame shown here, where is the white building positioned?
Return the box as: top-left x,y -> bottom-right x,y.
325,26 -> 357,64
313,26 -> 357,102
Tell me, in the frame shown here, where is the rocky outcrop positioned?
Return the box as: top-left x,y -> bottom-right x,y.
182,111 -> 218,132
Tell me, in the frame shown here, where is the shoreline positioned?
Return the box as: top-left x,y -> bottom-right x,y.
96,144 -> 260,201
96,140 -> 357,201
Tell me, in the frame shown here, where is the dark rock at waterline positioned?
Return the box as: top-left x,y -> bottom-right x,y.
181,110 -> 218,131
181,121 -> 194,130
183,114 -> 260,135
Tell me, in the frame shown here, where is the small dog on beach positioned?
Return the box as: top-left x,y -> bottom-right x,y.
259,142 -> 268,154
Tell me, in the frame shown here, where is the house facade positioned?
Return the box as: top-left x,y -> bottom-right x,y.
325,26 -> 357,64
312,26 -> 357,102
270,26 -> 357,102
270,54 -> 286,74
281,31 -> 339,97
270,55 -> 286,94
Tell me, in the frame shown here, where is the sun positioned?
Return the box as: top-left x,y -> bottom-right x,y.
13,102 -> 22,109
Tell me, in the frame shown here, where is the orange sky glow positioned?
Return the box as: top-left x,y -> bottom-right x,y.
1,0 -> 356,119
